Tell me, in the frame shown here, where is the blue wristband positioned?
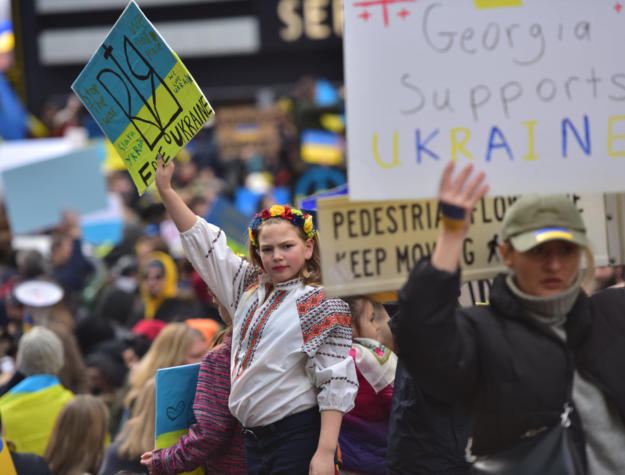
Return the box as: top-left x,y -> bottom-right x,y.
439,202 -> 466,220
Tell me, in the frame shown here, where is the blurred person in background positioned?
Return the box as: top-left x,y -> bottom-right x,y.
43,394 -> 109,475
0,326 -> 73,455
137,251 -> 199,323
122,322 -> 206,420
100,378 -> 155,474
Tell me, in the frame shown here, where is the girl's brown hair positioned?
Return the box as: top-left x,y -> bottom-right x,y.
342,296 -> 372,334
125,323 -> 204,409
117,377 -> 156,460
44,395 -> 109,475
247,217 -> 322,286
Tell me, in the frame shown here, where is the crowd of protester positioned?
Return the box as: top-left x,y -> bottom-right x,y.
0,28 -> 623,473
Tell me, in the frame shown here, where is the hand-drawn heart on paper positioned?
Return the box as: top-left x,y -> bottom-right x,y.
166,400 -> 185,421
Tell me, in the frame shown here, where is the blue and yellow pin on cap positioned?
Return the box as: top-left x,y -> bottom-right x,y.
501,195 -> 589,252
0,21 -> 14,54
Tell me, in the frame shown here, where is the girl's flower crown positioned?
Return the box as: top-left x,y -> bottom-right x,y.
248,205 -> 317,247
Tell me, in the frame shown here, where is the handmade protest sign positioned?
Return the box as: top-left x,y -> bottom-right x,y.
72,0 -> 214,195
344,0 -> 625,200
317,194 -> 610,297
155,363 -> 204,475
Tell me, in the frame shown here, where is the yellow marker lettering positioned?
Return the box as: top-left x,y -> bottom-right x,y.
372,132 -> 401,169
474,0 -> 523,9
451,127 -> 474,162
608,115 -> 625,158
522,120 -> 539,161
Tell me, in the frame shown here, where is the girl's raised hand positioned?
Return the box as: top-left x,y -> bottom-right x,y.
155,155 -> 175,194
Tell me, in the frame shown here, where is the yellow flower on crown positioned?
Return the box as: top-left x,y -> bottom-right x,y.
303,216 -> 313,234
269,205 -> 285,216
248,228 -> 257,247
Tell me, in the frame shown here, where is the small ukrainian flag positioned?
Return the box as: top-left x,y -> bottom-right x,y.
300,129 -> 343,166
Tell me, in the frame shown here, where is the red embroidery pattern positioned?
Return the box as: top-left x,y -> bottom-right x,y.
302,313 -> 352,346
297,289 -> 352,355
233,298 -> 258,378
236,290 -> 287,379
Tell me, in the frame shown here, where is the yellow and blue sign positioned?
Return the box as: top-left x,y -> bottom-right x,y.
72,1 -> 214,195
155,363 -> 204,475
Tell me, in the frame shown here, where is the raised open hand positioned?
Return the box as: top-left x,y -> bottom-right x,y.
438,161 -> 489,231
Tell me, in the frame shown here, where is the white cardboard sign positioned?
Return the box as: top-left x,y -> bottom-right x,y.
344,0 -> 625,201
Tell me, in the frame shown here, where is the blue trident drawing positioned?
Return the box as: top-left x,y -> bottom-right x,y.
97,36 -> 182,151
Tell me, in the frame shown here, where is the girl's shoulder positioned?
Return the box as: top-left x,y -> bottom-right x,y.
295,285 -> 350,316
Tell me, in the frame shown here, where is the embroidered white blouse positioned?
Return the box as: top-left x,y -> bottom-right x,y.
180,217 -> 358,427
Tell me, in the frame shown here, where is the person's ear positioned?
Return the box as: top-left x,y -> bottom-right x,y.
304,238 -> 314,260
499,243 -> 513,267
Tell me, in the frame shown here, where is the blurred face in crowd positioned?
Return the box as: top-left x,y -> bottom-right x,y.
51,236 -> 73,267
145,266 -> 165,297
500,240 -> 582,297
185,337 -> 208,365
257,221 -> 313,283
353,300 -> 380,340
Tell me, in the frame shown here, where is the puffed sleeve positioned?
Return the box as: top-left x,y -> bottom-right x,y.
180,217 -> 260,317
298,288 -> 358,412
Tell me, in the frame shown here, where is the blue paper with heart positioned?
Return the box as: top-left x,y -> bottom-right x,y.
155,362 -> 204,474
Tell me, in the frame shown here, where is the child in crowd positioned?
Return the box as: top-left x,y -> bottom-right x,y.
140,299 -> 246,474
154,156 -> 357,475
44,394 -> 109,475
339,296 -> 397,475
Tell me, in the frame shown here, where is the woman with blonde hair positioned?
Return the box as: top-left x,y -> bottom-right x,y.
43,394 -> 109,475
99,378 -> 156,474
124,322 -> 207,412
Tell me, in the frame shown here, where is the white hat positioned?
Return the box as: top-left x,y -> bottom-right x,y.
13,280 -> 64,307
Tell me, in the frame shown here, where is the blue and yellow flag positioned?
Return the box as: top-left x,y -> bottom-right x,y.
301,129 -> 343,166
155,363 -> 204,475
0,436 -> 17,475
0,375 -> 73,456
72,1 -> 214,195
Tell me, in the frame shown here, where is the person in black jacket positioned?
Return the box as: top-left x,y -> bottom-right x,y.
390,162 -> 625,474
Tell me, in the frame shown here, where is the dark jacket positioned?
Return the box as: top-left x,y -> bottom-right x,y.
11,451 -> 52,475
392,258 -> 625,463
386,360 -> 472,475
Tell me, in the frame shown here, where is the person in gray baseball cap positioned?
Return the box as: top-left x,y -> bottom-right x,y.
390,162 -> 625,474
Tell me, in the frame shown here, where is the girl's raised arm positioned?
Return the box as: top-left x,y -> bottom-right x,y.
155,155 -> 197,233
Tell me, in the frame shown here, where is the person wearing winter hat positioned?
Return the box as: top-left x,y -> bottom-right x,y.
0,327 -> 73,455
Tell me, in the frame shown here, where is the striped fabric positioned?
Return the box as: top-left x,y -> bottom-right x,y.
0,374 -> 73,456
152,332 -> 246,474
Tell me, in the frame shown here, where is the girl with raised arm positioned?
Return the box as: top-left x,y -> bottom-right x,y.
152,156 -> 357,475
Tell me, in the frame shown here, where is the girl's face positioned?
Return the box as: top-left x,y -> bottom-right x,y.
353,300 -> 380,340
499,240 -> 582,297
257,221 -> 314,283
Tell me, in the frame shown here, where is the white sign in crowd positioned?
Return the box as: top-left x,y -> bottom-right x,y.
344,0 -> 625,200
